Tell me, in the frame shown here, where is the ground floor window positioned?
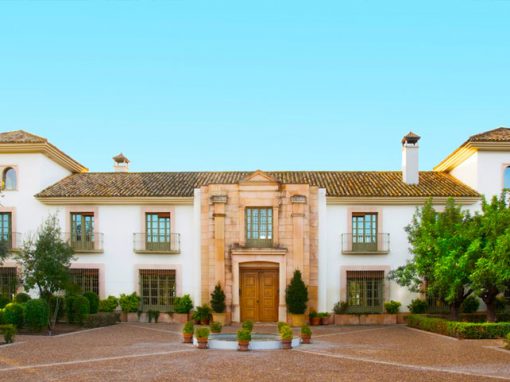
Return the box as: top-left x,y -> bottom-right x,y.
346,270 -> 384,313
69,268 -> 99,295
139,269 -> 176,312
0,267 -> 17,297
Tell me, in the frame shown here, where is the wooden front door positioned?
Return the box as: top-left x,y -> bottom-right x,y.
240,269 -> 278,322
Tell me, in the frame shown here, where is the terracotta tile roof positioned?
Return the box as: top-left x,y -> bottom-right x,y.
466,127 -> 510,142
0,130 -> 47,143
36,171 -> 479,198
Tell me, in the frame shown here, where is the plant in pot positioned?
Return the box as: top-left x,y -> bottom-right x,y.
196,304 -> 212,325
300,324 -> 312,344
384,301 -> 401,314
195,327 -> 210,349
237,328 -> 252,351
191,310 -> 201,324
173,294 -> 193,323
309,309 -> 320,326
182,321 -> 194,344
333,301 -> 349,314
280,324 -> 293,349
210,282 -> 227,325
119,293 -> 140,322
319,312 -> 330,325
285,270 -> 308,327
242,320 -> 254,333
210,321 -> 222,334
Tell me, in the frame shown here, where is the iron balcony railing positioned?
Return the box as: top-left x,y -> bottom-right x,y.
64,232 -> 104,253
133,233 -> 181,254
0,232 -> 23,251
341,233 -> 390,254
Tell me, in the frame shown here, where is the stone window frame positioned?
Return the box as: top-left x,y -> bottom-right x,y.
239,200 -> 279,247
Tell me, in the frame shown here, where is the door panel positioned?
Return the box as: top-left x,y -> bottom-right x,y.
241,271 -> 259,322
240,269 -> 278,322
259,271 -> 278,322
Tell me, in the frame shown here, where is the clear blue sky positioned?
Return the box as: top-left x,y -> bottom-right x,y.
0,1 -> 509,172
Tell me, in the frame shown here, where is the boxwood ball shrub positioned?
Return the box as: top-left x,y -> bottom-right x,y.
83,292 -> 99,314
0,324 -> 16,344
408,299 -> 427,314
384,300 -> 401,314
277,321 -> 288,333
237,328 -> 252,341
195,326 -> 210,339
119,293 -> 140,313
174,294 -> 193,314
25,298 -> 50,332
14,293 -> 31,304
98,296 -> 119,313
461,296 -> 480,314
505,333 -> 510,350
0,308 -> 4,324
0,294 -> 10,309
280,325 -> 293,340
66,295 -> 90,325
3,303 -> 24,328
242,320 -> 254,332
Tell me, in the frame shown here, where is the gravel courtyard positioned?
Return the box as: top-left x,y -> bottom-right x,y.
0,323 -> 508,381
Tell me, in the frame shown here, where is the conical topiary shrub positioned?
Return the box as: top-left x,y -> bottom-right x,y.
285,270 -> 308,326
210,282 -> 227,325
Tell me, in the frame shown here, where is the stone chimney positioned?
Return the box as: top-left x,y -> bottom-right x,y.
401,132 -> 420,185
113,153 -> 130,173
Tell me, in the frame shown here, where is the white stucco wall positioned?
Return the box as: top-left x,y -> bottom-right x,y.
450,152 -> 479,191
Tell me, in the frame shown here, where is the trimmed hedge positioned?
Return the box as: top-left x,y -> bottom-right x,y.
505,333 -> 510,350
98,296 -> 119,313
25,299 -> 50,332
14,293 -> 31,304
407,314 -> 510,339
3,303 -> 24,328
84,312 -> 119,328
0,324 -> 16,343
0,294 -> 10,309
66,295 -> 90,325
83,292 -> 99,314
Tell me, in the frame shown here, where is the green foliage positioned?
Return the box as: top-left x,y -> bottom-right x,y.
318,312 -> 330,318
210,282 -> 226,313
0,308 -> 4,324
301,324 -> 312,336
3,303 -> 24,328
0,294 -> 10,309
408,299 -> 427,314
280,325 -> 293,340
210,321 -> 222,333
384,301 -> 401,314
174,294 -> 193,314
461,296 -> 480,313
84,312 -> 119,328
277,321 -> 288,333
83,292 -> 99,314
407,314 -> 510,339
66,295 -> 90,325
195,326 -> 210,339
98,296 -> 119,313
0,236 -> 9,265
0,324 -> 16,343
285,270 -> 309,314
195,304 -> 212,321
308,309 -> 318,319
148,310 -> 160,323
182,321 -> 194,334
333,301 -> 349,314
48,295 -> 65,322
505,333 -> 510,350
119,293 -> 140,313
24,299 -> 49,332
237,328 -> 251,341
14,293 -> 31,304
241,320 -> 253,332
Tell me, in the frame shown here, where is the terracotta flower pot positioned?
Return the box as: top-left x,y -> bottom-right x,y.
182,333 -> 193,344
281,339 -> 292,350
200,319 -> 210,325
301,334 -> 311,344
320,316 -> 330,325
289,314 -> 306,327
238,340 -> 250,352
197,337 -> 208,349
310,317 -> 321,326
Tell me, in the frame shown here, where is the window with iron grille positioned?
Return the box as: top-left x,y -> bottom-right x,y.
245,207 -> 273,247
69,268 -> 99,295
346,271 -> 384,313
0,267 -> 17,297
0,212 -> 12,248
139,269 -> 176,311
352,213 -> 377,252
145,213 -> 171,251
71,213 -> 95,251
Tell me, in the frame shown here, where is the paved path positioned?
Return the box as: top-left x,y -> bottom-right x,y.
0,323 -> 508,381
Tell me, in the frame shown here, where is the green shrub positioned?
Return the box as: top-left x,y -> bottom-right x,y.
210,321 -> 222,333
195,327 -> 209,339
308,309 -> 318,319
83,312 -> 119,328
495,296 -> 507,312
242,320 -> 253,332
48,295 -> 65,322
119,293 -> 140,313
3,303 -> 24,328
83,292 -> 99,314
461,296 -> 480,314
408,299 -> 427,314
196,304 -> 212,322
148,310 -> 160,323
333,301 -> 348,314
66,295 -> 90,325
0,308 -> 4,324
98,296 -> 119,313
0,294 -> 10,309
14,293 -> 31,304
0,324 -> 16,343
25,299 -> 49,332
277,321 -> 288,333
174,294 -> 193,314
301,324 -> 312,336
318,312 -> 330,318
237,328 -> 251,341
210,283 -> 226,313
285,270 -> 308,314
182,321 -> 194,334
384,301 -> 401,314
280,325 -> 293,340
505,333 -> 510,350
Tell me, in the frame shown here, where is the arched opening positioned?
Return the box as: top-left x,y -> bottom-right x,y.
3,168 -> 16,190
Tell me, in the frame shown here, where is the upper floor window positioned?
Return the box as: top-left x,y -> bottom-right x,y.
145,212 -> 171,251
504,166 -> 510,190
71,212 -> 95,251
2,167 -> 16,191
352,213 -> 378,252
0,212 -> 12,248
246,207 -> 273,247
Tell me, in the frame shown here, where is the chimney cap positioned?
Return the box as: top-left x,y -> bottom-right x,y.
402,132 -> 421,145
113,153 -> 130,164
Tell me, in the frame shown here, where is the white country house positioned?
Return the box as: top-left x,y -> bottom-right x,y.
0,128 -> 507,322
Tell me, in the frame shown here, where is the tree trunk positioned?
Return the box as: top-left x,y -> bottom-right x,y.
482,288 -> 499,323
449,303 -> 461,321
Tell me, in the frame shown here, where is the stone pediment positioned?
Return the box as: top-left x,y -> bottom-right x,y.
240,170 -> 280,185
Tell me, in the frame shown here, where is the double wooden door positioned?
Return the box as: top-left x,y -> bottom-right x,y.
240,269 -> 278,322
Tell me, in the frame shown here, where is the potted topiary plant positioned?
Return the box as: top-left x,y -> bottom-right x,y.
237,328 -> 252,351
182,321 -> 194,344
119,293 -> 140,322
319,312 -> 331,325
173,294 -> 193,324
309,309 -> 320,326
300,324 -> 312,344
210,321 -> 222,334
242,320 -> 253,333
196,304 -> 212,325
280,324 -> 293,349
285,270 -> 308,327
210,282 -> 227,325
195,327 -> 210,349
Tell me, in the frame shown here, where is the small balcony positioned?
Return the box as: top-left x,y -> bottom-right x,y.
0,232 -> 23,252
341,233 -> 390,255
133,233 -> 181,254
64,232 -> 104,253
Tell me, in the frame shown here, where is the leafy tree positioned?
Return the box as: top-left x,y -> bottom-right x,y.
285,269 -> 308,314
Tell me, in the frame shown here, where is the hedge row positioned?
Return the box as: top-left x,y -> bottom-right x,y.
84,312 -> 119,328
407,314 -> 510,339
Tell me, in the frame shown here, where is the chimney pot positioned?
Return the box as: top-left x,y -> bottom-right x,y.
113,153 -> 130,173
402,132 -> 420,185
